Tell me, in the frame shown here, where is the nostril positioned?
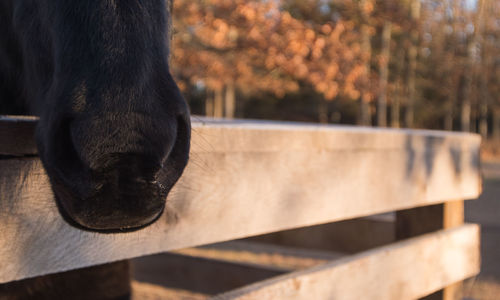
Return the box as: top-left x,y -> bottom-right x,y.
90,153 -> 164,192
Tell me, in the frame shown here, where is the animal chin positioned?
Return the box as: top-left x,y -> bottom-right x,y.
49,172 -> 167,233
67,204 -> 165,233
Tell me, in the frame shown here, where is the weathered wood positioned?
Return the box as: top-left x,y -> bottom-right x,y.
0,117 -> 481,283
213,225 -> 480,300
0,116 -> 38,155
176,241 -> 344,270
396,200 -> 466,300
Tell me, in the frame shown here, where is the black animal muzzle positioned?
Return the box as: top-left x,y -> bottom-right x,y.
58,153 -> 168,231
38,112 -> 190,233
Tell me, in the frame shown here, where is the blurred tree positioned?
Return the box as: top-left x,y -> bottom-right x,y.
442,0 -> 462,131
168,0 -> 500,140
173,0 -> 367,121
372,0 -> 406,127
358,0 -> 374,126
482,0 -> 500,139
405,0 -> 421,128
461,0 -> 485,132
377,19 -> 391,127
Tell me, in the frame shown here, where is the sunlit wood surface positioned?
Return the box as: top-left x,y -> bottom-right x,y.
214,225 -> 480,300
0,117 -> 481,283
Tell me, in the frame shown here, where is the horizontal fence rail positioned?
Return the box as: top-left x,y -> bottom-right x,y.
0,116 -> 481,285
214,225 -> 480,300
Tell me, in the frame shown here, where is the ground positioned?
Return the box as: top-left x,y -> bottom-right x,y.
462,160 -> 500,300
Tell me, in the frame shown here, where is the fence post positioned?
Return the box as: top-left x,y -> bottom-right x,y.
396,200 -> 464,300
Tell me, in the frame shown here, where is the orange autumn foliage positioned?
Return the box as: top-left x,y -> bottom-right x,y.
171,0 -> 368,101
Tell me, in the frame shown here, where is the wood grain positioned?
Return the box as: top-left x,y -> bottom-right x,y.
213,225 -> 480,300
0,117 -> 481,283
175,240 -> 345,271
396,200 -> 466,300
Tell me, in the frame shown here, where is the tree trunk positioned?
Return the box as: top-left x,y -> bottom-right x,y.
443,0 -> 459,132
444,80 -> 458,131
391,95 -> 400,128
444,100 -> 454,131
461,100 -> 472,132
479,64 -> 489,138
377,21 -> 392,127
462,0 -> 485,132
391,47 -> 405,128
493,107 -> 500,141
224,83 -> 236,119
214,87 -> 224,118
405,0 -> 421,128
205,89 -> 214,117
359,98 -> 371,126
479,5 -> 491,139
318,99 -> 329,124
358,0 -> 372,126
471,107 -> 477,133
479,102 -> 488,138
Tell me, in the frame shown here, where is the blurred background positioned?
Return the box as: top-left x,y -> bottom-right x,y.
170,0 -> 497,136
166,1 -> 499,298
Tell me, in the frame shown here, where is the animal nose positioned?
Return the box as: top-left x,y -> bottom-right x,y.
39,112 -> 190,232
66,153 -> 166,230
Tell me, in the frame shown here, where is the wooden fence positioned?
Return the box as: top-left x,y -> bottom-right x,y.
0,116 -> 481,299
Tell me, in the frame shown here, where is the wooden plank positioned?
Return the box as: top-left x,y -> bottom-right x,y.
212,225 -> 480,300
396,201 -> 465,300
0,116 -> 38,155
0,117 -> 481,283
176,241 -> 344,270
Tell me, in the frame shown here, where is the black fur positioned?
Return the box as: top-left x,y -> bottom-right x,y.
0,0 -> 190,232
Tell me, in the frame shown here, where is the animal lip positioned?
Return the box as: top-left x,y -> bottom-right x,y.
48,162 -> 168,233
80,206 -> 165,233
52,185 -> 166,233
